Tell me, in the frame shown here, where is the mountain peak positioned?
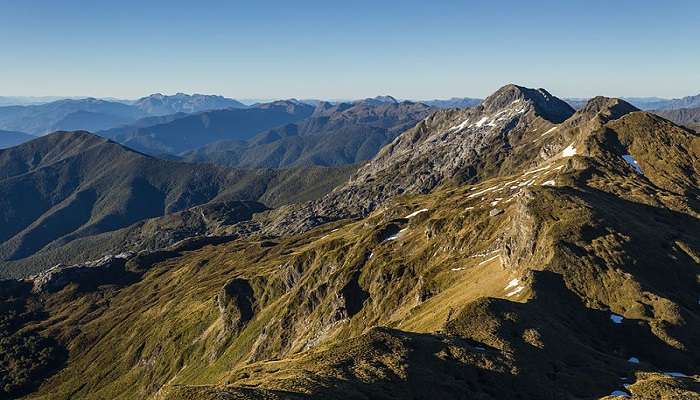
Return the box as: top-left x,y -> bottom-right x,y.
558,96 -> 639,131
133,93 -> 246,115
580,96 -> 638,117
358,95 -> 399,106
373,95 -> 398,103
482,84 -> 574,123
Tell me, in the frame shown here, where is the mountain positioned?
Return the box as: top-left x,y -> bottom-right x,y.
0,96 -> 81,106
48,110 -> 138,132
104,100 -> 316,155
0,131 -> 354,277
0,129 -> 35,149
564,97 -> 588,109
567,94 -> 700,111
182,100 -> 433,168
2,85 -> 700,400
636,93 -> 700,110
423,97 -> 483,108
263,84 -> 580,233
132,93 -> 247,115
655,106 -> 700,132
359,95 -> 399,106
0,94 -> 249,137
0,98 -> 145,135
98,112 -> 190,140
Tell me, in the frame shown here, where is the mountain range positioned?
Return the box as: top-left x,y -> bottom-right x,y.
635,93 -> 700,110
0,96 -> 88,106
1,90 -> 697,155
1,84 -> 699,399
182,100 -> 433,168
566,93 -> 700,111
0,132 -> 355,277
422,97 -> 483,108
100,101 -> 317,155
129,93 -> 246,115
0,98 -> 143,136
0,93 -> 249,138
655,106 -> 700,132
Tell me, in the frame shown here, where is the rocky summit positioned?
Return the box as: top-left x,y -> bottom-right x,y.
1,84 -> 700,400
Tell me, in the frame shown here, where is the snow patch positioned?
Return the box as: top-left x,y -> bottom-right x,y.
473,116 -> 489,128
610,390 -> 630,398
386,228 -> 408,241
470,250 -> 499,258
404,208 -> 429,219
478,255 -> 500,266
622,154 -> 643,174
450,119 -> 471,131
541,126 -> 557,136
505,278 -> 520,290
561,143 -> 577,157
541,180 -> 556,186
468,186 -> 498,198
506,286 -> 525,297
525,165 -> 550,175
451,267 -> 467,271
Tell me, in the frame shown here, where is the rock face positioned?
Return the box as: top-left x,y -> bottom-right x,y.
262,85 -> 582,235
261,86 -> 651,238
118,200 -> 269,252
334,85 -> 572,205
30,253 -> 132,293
218,278 -> 256,335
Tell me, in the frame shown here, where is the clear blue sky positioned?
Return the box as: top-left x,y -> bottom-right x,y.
1,0 -> 699,100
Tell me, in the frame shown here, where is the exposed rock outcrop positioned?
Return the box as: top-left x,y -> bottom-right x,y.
218,278 -> 256,335
30,253 -> 133,293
